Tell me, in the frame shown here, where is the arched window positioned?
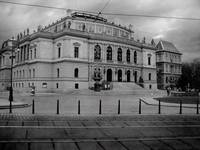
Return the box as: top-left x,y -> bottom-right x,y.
134,51 -> 137,64
126,49 -> 130,62
117,48 -> 122,62
74,68 -> 79,78
107,46 -> 112,60
94,45 -> 101,60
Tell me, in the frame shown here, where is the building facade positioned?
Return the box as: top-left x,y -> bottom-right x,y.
156,40 -> 182,89
0,12 -> 157,92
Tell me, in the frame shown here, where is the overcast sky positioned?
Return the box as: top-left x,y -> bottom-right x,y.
0,0 -> 200,62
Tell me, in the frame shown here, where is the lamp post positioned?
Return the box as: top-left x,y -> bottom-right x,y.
8,39 -> 16,113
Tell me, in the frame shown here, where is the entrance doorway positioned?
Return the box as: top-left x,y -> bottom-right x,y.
118,70 -> 122,82
127,70 -> 130,82
107,69 -> 112,82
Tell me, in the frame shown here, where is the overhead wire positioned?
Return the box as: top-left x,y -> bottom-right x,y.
0,0 -> 200,21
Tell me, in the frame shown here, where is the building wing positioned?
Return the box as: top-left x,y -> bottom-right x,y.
157,40 -> 181,54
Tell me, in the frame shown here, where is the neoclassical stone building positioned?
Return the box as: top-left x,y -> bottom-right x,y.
0,12 -> 157,92
156,40 -> 182,89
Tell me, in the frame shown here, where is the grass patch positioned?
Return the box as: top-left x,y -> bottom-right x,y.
154,96 -> 200,104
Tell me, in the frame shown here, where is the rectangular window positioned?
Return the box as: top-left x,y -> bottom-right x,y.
148,57 -> 151,65
57,68 -> 60,78
29,69 -> 31,78
74,47 -> 79,58
24,46 -> 26,60
20,71 -> 21,78
34,48 -> 36,58
149,73 -> 151,80
42,83 -> 47,88
56,83 -> 59,88
27,44 -> 29,60
30,50 -> 32,59
23,70 -> 25,78
17,51 -> 20,62
58,47 -> 61,58
20,48 -> 23,61
75,83 -> 79,89
33,69 -> 35,78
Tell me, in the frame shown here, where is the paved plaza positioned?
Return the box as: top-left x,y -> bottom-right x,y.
0,90 -> 198,115
0,90 -> 200,149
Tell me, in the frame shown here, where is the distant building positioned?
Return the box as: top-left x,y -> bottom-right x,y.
0,12 -> 157,92
156,40 -> 182,89
0,39 -> 17,91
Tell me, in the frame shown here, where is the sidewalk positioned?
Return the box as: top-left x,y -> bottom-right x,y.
141,97 -> 198,108
0,97 -> 30,109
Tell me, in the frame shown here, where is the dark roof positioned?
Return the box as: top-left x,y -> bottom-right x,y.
157,40 -> 181,54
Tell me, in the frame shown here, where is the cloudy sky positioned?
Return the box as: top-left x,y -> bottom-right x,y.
0,0 -> 200,62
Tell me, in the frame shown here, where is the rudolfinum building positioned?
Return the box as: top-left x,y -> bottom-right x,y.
0,11 -> 158,93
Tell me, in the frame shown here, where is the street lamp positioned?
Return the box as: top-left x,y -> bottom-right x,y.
8,38 -> 16,113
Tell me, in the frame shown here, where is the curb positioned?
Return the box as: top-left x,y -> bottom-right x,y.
0,103 -> 31,109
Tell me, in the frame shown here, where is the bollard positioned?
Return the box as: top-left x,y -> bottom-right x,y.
9,100 -> 12,114
118,100 -> 120,115
179,100 -> 182,114
139,99 -> 141,114
78,100 -> 80,115
32,99 -> 35,114
158,100 -> 161,114
197,100 -> 199,114
99,100 -> 102,115
57,100 -> 59,115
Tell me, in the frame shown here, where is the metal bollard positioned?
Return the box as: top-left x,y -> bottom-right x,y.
9,100 -> 12,114
139,99 -> 141,114
197,100 -> 199,114
118,100 -> 120,115
99,100 -> 102,115
57,100 -> 59,115
78,100 -> 80,115
158,100 -> 161,114
179,100 -> 182,114
32,99 -> 35,114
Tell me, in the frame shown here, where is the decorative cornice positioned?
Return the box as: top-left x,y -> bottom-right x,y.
17,29 -> 156,51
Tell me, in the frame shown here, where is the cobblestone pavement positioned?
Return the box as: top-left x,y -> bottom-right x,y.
0,114 -> 200,150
